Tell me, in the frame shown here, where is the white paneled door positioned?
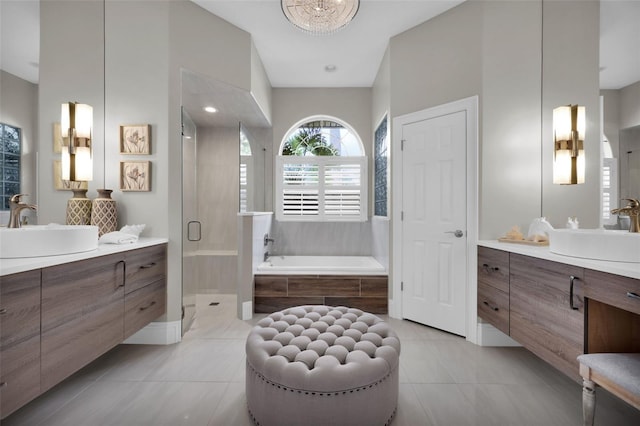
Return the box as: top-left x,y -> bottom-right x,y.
401,110 -> 467,336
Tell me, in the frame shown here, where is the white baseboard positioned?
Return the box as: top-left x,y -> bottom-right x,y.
123,320 -> 182,345
476,323 -> 521,347
242,301 -> 253,320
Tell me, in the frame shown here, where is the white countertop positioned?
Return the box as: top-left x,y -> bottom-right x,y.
0,237 -> 168,276
479,240 -> 640,280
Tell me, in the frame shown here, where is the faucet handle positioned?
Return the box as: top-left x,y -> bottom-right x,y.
622,198 -> 640,208
10,193 -> 29,203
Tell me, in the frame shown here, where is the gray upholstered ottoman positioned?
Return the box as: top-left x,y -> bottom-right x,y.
245,305 -> 401,426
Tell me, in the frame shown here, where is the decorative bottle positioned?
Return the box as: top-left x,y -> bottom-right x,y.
91,189 -> 118,236
66,189 -> 92,225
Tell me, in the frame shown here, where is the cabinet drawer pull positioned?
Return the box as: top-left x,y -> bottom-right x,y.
570,276 -> 580,310
140,262 -> 157,269
139,301 -> 157,311
482,264 -> 500,272
116,260 -> 126,287
483,301 -> 499,311
0,308 -> 7,315
627,292 -> 640,300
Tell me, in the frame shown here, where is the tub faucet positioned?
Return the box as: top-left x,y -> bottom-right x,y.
611,198 -> 640,233
7,194 -> 37,228
264,233 -> 275,246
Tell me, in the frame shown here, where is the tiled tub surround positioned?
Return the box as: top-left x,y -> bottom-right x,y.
254,274 -> 388,314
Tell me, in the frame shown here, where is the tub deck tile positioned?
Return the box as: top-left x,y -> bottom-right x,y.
254,277 -> 288,296
288,277 -> 360,297
361,277 -> 389,297
326,297 -> 388,314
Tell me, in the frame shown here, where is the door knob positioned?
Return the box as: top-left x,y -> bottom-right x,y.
445,230 -> 464,238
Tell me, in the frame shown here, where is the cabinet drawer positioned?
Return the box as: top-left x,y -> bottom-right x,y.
1,335 -> 40,418
478,246 -> 509,293
584,269 -> 640,316
478,281 -> 510,335
124,280 -> 166,339
125,244 -> 167,294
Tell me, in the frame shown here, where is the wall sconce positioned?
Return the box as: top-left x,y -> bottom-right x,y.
61,102 -> 93,182
553,104 -> 585,185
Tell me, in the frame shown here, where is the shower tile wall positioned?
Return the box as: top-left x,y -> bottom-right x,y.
196,126 -> 240,293
270,221 -> 373,256
371,217 -> 390,271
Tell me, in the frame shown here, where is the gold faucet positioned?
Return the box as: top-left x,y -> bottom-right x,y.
7,194 -> 37,228
611,198 -> 640,233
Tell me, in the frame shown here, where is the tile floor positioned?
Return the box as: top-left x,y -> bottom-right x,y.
4,294 -> 640,426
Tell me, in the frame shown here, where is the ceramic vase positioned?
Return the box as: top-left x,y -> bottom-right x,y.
66,189 -> 92,225
91,189 -> 117,236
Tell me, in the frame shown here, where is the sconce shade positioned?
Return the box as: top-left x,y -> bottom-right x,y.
553,104 -> 585,185
61,102 -> 93,182
281,0 -> 360,35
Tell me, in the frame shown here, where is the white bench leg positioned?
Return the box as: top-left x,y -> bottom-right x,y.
582,378 -> 596,426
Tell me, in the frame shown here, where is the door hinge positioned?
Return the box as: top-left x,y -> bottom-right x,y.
401,211 -> 404,221
401,139 -> 405,151
401,281 -> 404,291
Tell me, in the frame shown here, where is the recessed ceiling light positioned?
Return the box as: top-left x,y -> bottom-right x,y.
204,106 -> 217,113
325,64 -> 337,72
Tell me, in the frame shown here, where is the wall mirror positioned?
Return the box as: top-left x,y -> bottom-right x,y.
599,1 -> 640,226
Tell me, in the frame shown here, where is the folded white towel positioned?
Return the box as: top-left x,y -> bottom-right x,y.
120,224 -> 145,237
99,231 -> 139,244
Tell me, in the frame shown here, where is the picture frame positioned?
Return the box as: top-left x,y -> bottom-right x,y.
53,160 -> 88,191
120,124 -> 150,154
120,161 -> 151,191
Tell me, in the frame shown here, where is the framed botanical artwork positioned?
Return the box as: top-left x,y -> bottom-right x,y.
120,124 -> 150,154
120,161 -> 151,191
53,160 -> 88,190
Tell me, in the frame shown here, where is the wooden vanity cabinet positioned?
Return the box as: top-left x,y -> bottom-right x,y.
41,253 -> 126,392
509,253 -> 585,381
477,247 -> 510,335
0,270 -> 42,418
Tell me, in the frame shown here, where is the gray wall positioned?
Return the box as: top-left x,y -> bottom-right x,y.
271,87 -> 374,255
39,0 -> 269,324
388,0 -> 542,239
541,0 -> 600,229
197,126 -> 239,252
385,0 -> 600,237
0,70 -> 37,224
620,80 -> 640,129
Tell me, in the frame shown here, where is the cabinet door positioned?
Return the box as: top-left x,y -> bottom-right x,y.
478,246 -> 510,293
0,270 -> 41,419
509,254 -> 584,381
41,253 -> 125,392
125,244 -> 167,294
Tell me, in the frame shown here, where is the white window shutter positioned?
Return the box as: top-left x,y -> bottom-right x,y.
277,156 -> 367,222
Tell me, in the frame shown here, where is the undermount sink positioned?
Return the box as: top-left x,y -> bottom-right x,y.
549,229 -> 640,263
0,225 -> 99,259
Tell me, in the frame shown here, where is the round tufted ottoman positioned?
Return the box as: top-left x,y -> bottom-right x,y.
245,305 -> 401,426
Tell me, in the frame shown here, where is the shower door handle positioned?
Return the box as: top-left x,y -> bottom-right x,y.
187,221 -> 201,242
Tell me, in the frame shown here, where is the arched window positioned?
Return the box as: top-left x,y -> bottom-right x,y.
276,117 -> 367,222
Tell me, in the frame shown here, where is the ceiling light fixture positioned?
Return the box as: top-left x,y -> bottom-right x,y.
281,0 -> 360,35
204,106 -> 217,113
325,64 -> 337,72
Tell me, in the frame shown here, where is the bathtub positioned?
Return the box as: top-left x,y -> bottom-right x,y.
254,255 -> 389,314
257,255 -> 386,275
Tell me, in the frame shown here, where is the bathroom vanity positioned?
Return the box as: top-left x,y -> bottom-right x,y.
0,239 -> 167,419
477,242 -> 640,382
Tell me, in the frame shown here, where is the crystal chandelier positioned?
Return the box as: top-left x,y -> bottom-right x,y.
281,0 -> 360,35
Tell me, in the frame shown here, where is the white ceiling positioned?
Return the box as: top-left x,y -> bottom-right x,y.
192,0 -> 465,87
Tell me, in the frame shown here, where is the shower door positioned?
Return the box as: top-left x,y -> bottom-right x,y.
182,108 -> 198,334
